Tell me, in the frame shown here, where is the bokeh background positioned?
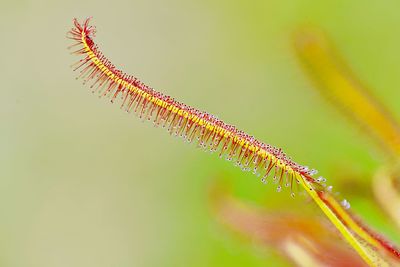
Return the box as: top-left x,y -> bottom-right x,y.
3,0 -> 400,266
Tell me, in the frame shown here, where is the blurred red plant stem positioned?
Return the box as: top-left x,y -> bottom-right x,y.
318,191 -> 400,259
210,182 -> 366,266
373,166 -> 400,230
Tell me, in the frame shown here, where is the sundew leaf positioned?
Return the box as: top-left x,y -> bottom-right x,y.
68,18 -> 400,266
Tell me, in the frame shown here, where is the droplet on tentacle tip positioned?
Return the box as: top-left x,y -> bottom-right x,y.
341,199 -> 351,210
316,176 -> 326,183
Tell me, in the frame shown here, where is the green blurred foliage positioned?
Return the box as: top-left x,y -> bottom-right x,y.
2,0 -> 400,266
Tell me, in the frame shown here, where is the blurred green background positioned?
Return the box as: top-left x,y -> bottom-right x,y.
3,0 -> 400,266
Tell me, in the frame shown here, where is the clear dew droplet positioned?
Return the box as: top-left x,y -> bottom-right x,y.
316,176 -> 326,183
341,199 -> 351,210
277,185 -> 282,192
